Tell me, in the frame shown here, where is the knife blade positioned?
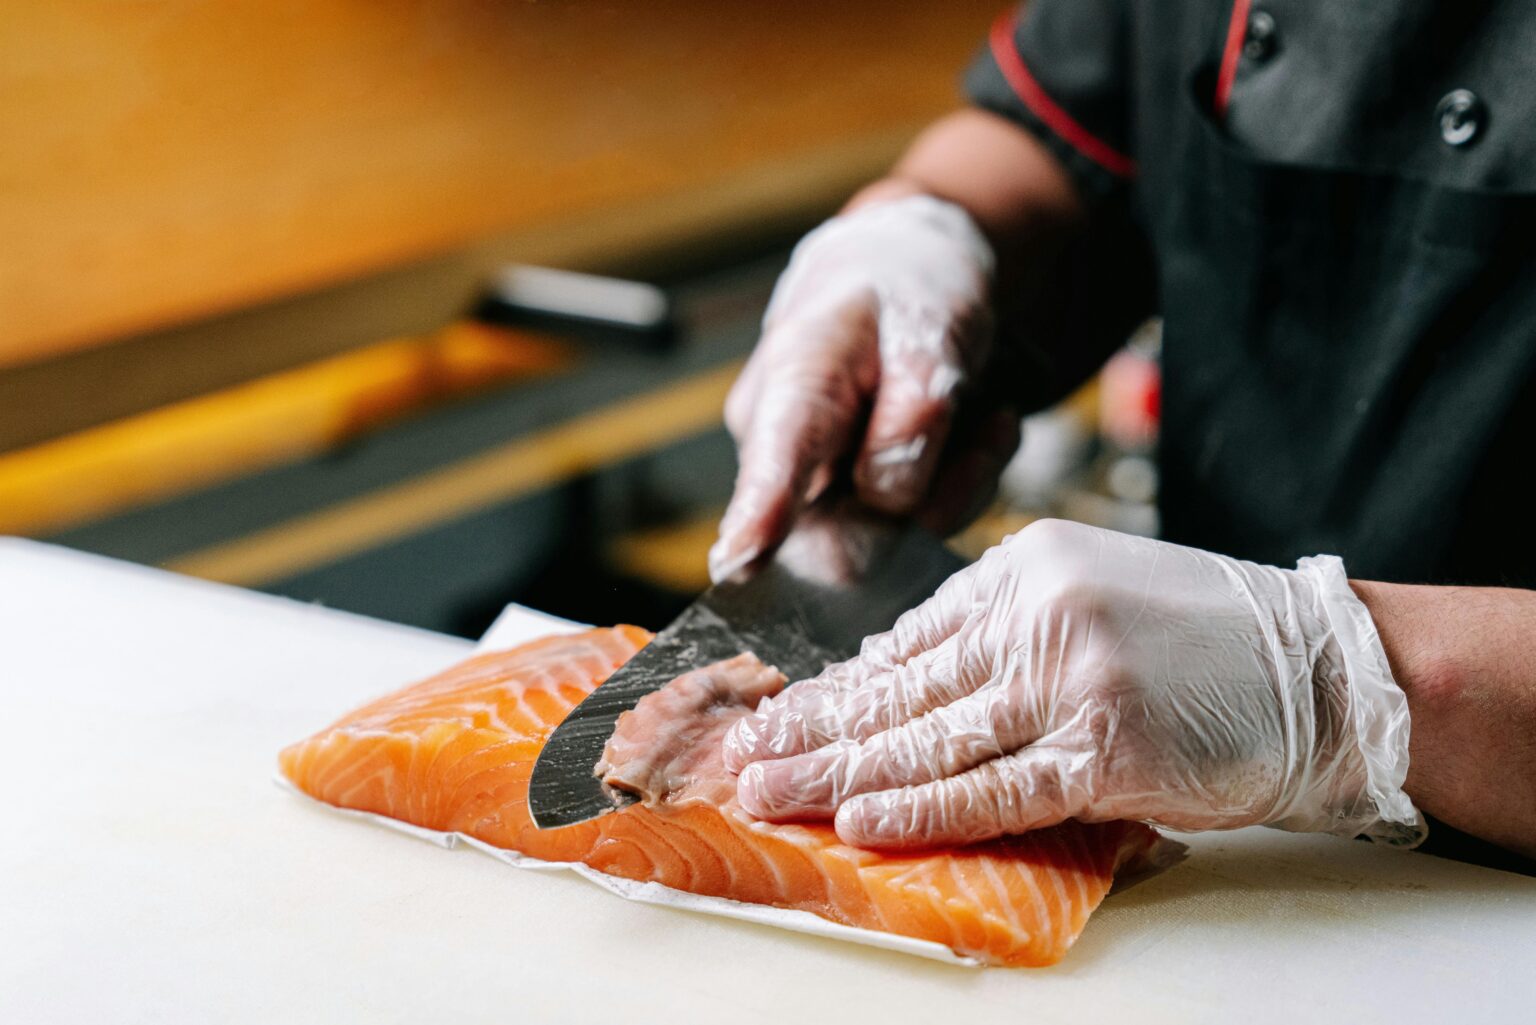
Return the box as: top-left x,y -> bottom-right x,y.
527,507 -> 965,828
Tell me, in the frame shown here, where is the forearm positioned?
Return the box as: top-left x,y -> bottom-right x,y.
1352,579 -> 1536,858
846,108 -> 1086,250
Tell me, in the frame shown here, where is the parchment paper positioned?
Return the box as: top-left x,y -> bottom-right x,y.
278,604 -> 980,966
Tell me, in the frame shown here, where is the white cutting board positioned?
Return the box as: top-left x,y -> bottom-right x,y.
1,538 -> 1531,1024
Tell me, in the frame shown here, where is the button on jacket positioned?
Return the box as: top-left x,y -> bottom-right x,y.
967,1 -> 1536,588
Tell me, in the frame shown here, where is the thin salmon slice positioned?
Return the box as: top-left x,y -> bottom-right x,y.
280,626 -> 1163,966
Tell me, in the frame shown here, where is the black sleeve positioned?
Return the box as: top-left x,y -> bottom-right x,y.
965,0 -> 1136,202
964,2 -> 1156,411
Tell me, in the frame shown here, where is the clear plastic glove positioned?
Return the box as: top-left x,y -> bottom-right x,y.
709,194 -> 1004,583
723,519 -> 1427,850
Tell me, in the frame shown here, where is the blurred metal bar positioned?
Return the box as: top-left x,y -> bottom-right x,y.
164,361 -> 742,587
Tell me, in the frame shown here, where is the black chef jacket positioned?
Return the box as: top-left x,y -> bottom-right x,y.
967,1 -> 1536,590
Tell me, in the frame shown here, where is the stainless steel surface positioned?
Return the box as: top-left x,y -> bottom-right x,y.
527,508 -> 966,828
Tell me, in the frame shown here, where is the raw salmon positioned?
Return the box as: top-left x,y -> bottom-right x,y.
280,626 -> 1164,966
596,652 -> 788,807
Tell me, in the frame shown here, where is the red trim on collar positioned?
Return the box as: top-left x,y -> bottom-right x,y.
1214,0 -> 1253,118
987,10 -> 1137,179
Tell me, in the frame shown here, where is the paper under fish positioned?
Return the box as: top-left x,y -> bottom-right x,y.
279,626 -> 1168,966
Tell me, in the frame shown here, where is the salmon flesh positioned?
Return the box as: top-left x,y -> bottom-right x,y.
280,626 -> 1163,966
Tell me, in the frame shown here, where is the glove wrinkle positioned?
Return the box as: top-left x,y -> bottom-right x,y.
712,194 -> 997,582
731,519 -> 1427,850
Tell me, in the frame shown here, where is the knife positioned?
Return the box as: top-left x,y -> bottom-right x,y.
527,503 -> 965,828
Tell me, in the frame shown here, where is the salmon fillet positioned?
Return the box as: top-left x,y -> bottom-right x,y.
280,626 -> 1163,966
596,652 -> 788,806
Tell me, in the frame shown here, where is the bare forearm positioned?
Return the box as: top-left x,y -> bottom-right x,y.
846,109 -> 1085,248
1352,579 -> 1536,858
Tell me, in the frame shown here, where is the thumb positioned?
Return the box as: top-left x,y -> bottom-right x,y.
852,296 -> 967,514
833,745 -> 1084,850
708,350 -> 863,582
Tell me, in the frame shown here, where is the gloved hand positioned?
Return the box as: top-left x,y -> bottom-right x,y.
724,519 -> 1426,850
709,194 -> 1011,583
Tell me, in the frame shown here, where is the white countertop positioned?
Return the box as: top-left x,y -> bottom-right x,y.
2,537 -> 1532,1024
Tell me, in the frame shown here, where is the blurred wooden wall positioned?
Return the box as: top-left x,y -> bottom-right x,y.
0,0 -> 1000,373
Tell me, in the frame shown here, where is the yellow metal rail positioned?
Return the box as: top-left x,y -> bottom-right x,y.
166,362 -> 741,587
0,323 -> 570,537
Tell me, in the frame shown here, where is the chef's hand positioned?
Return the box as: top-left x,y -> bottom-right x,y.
708,192 -> 1015,583
723,519 -> 1426,850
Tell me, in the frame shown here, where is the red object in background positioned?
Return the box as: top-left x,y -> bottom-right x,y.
1100,344 -> 1161,453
